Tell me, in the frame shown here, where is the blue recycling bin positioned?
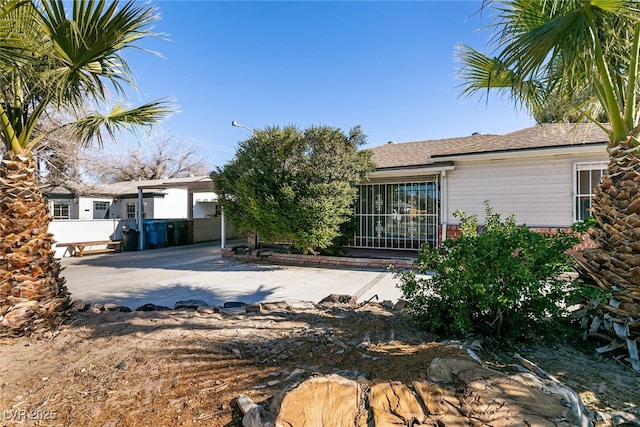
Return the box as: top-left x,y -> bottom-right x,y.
143,220 -> 168,249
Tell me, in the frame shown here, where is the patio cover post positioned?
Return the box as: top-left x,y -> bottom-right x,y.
221,206 -> 225,249
137,188 -> 144,250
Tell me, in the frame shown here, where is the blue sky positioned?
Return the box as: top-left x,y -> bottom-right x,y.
121,1 -> 535,169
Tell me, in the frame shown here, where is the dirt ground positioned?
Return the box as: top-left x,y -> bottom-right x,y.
1,301 -> 639,427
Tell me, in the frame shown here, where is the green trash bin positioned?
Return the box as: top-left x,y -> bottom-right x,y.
122,226 -> 139,251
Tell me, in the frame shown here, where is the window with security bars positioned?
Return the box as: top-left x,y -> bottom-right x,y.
353,178 -> 440,249
574,162 -> 607,221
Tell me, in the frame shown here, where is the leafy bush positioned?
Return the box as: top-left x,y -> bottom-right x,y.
211,125 -> 374,254
571,217 -> 596,234
396,203 -> 579,342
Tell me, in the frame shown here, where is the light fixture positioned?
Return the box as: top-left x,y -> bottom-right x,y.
231,120 -> 256,135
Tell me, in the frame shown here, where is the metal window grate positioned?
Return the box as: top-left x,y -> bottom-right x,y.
352,178 -> 440,250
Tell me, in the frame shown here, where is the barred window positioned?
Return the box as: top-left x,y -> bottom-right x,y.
353,178 -> 440,250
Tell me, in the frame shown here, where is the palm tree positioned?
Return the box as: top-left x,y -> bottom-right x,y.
457,0 -> 640,369
0,0 -> 173,333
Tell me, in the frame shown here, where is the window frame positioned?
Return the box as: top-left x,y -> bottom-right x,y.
51,202 -> 70,220
573,161 -> 607,222
353,177 -> 440,250
126,201 -> 147,219
126,202 -> 137,219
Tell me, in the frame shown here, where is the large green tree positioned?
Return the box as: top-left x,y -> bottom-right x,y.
0,0 -> 172,333
212,125 -> 374,253
458,0 -> 640,369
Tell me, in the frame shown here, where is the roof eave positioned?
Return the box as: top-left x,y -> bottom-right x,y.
431,142 -> 607,162
369,162 -> 455,179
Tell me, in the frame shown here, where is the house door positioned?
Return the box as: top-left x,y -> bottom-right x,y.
93,201 -> 110,219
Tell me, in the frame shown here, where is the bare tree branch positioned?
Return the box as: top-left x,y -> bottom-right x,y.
85,137 -> 209,183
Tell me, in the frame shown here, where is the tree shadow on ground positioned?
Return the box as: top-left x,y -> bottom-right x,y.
70,282 -> 282,311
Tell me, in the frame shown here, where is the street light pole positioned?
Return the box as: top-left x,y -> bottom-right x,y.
230,119 -> 259,249
231,120 -> 256,135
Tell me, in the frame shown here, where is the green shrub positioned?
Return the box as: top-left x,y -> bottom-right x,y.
571,217 -> 596,234
396,202 -> 580,342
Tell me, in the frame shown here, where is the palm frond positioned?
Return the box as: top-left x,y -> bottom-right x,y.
0,0 -> 34,64
456,44 -> 546,113
1,0 -> 173,154
64,98 -> 177,148
37,0 -> 160,106
461,0 -> 640,133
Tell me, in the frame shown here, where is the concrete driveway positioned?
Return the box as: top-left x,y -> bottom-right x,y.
60,241 -> 405,310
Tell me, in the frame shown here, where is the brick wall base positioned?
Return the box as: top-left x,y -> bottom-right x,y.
443,225 -> 596,252
226,225 -> 596,270
222,248 -> 415,270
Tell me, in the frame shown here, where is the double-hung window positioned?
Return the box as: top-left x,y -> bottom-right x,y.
52,202 -> 70,220
126,201 -> 146,219
574,162 -> 607,221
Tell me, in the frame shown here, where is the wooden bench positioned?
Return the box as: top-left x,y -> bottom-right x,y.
56,240 -> 123,257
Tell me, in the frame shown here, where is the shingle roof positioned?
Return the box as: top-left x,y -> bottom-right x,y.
369,123 -> 609,169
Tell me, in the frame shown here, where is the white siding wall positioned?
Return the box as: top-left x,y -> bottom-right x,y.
446,152 -> 608,227
193,192 -> 218,219
153,188 -> 188,219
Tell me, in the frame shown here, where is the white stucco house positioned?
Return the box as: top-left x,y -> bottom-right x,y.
353,123 -> 608,251
42,176 -> 233,255
43,175 -> 219,221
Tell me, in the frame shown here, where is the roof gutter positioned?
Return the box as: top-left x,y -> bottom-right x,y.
368,162 -> 455,180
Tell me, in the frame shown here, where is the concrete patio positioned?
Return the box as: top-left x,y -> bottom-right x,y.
60,240 -> 406,310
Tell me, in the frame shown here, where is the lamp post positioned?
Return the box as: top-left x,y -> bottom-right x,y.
230,119 -> 259,249
231,120 -> 256,135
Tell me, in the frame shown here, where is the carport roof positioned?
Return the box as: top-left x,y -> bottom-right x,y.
42,176 -> 214,198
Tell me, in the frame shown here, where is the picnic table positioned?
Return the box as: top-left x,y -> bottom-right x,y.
56,240 -> 123,257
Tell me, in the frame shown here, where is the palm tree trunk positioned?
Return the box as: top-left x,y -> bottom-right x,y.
0,151 -> 70,333
578,138 -> 640,370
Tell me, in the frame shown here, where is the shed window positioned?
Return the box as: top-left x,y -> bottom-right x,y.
126,202 -> 146,219
52,202 -> 70,220
126,203 -> 137,219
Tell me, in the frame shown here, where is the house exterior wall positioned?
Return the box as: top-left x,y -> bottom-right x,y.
111,197 -> 155,220
193,201 -> 218,218
47,197 -> 78,219
445,151 -> 608,228
193,192 -> 219,218
152,188 -> 188,219
76,197 -> 112,220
